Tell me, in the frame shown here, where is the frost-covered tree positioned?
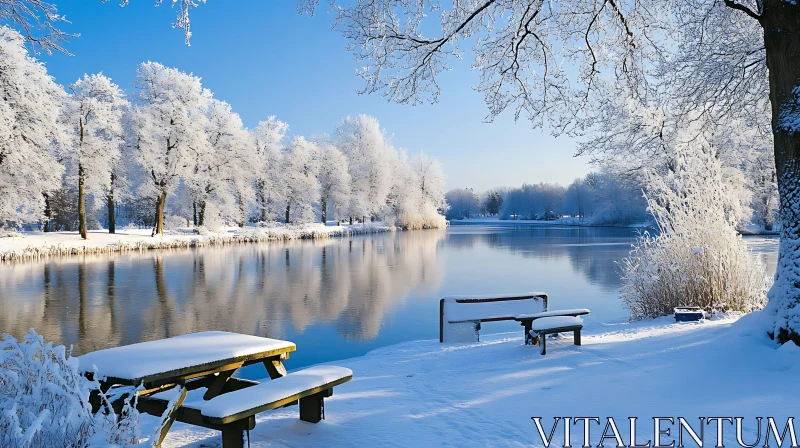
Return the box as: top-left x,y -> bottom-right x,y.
130,61 -> 210,235
409,150 -> 446,213
252,116 -> 288,223
315,141 -> 350,225
0,26 -> 65,224
335,114 -> 392,223
445,188 -> 479,220
189,98 -> 251,228
387,149 -> 447,228
62,73 -> 128,239
282,136 -> 320,224
312,0 -> 800,342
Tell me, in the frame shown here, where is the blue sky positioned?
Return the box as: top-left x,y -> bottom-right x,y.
42,1 -> 591,191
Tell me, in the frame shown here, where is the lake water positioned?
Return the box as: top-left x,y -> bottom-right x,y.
0,223 -> 779,374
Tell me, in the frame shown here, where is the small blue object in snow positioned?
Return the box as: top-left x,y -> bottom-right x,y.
674,307 -> 704,322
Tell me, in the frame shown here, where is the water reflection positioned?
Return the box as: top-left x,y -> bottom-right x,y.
0,230 -> 446,356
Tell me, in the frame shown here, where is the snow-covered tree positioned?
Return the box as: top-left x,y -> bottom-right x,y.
189,98 -> 252,228
281,136 -> 320,224
61,73 -> 128,239
335,114 -> 391,223
252,116 -> 288,223
0,26 -> 65,224
315,140 -> 350,225
130,61 -> 210,235
409,150 -> 446,212
445,188 -> 479,221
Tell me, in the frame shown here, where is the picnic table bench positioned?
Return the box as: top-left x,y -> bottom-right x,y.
515,308 -> 590,346
79,331 -> 352,448
528,316 -> 584,355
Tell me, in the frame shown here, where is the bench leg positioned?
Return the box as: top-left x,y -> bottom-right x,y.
221,429 -> 244,448
299,389 -> 332,423
540,332 -> 547,355
574,329 -> 581,346
523,321 -> 533,345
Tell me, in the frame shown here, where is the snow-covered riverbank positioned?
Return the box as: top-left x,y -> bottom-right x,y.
147,311 -> 799,447
0,224 -> 394,262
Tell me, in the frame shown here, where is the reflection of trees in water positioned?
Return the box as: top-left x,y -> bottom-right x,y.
447,226 -> 634,291
0,230 -> 445,353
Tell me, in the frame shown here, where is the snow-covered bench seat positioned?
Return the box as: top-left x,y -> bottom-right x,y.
515,308 -> 590,345
439,292 -> 549,342
529,316 -> 584,355
171,366 -> 352,448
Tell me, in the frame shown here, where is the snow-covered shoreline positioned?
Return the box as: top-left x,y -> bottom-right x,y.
0,224 -> 395,262
143,311 -> 799,447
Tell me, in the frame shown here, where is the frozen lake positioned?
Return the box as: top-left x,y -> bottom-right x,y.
0,223 -> 778,371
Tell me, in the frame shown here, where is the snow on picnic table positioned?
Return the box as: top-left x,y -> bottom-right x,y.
150,312 -> 800,447
78,331 -> 295,381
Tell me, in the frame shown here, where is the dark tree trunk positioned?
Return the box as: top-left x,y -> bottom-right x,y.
78,163 -> 87,240
107,173 -> 116,234
762,1 -> 800,343
193,201 -> 197,227
78,120 -> 87,240
154,190 -> 167,235
321,195 -> 328,226
198,201 -> 206,226
349,216 -> 353,225
285,204 -> 291,224
42,192 -> 52,232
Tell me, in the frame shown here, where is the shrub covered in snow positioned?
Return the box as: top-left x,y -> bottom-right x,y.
0,330 -> 95,447
620,139 -> 768,320
0,330 -> 147,447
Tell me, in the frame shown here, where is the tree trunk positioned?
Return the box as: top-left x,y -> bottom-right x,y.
349,216 -> 353,225
258,180 -> 268,222
193,202 -> 197,227
42,192 -> 52,232
285,204 -> 291,224
198,202 -> 206,226
154,190 -> 167,236
107,173 -> 116,234
762,1 -> 800,344
78,163 -> 87,239
321,195 -> 328,226
78,119 -> 87,239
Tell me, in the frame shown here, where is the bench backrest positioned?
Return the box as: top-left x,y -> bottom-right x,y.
439,292 -> 548,342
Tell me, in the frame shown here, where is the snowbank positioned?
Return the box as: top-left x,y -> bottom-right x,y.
144,312 -> 798,447
0,224 -> 394,262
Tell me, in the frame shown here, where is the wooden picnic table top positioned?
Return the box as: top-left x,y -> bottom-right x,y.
78,331 -> 296,386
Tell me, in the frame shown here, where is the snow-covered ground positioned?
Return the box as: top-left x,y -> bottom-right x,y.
142,312 -> 799,447
0,224 -> 393,262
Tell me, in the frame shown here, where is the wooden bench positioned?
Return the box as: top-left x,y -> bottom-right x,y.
515,308 -> 590,345
439,292 -> 549,342
529,316 -> 584,355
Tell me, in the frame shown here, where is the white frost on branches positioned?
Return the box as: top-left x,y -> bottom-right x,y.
0,26 -> 65,223
620,125 -> 768,320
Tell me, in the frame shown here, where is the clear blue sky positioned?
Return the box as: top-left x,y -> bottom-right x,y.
42,1 -> 591,191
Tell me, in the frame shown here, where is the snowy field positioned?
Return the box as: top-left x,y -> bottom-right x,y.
141,312 -> 799,447
0,224 -> 393,262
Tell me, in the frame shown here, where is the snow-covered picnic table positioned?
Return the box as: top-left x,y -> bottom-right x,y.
79,331 -> 338,448
79,331 -> 296,387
